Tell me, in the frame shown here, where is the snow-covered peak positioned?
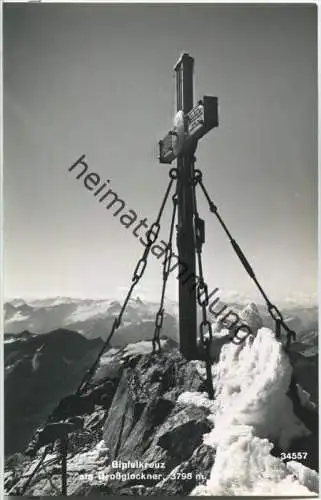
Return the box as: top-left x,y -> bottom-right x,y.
239,302 -> 263,333
6,298 -> 28,308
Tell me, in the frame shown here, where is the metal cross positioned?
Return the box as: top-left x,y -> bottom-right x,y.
158,53 -> 218,360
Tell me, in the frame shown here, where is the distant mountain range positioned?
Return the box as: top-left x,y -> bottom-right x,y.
4,297 -> 179,345
4,296 -> 317,350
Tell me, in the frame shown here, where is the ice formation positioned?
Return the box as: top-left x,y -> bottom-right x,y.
179,327 -> 315,496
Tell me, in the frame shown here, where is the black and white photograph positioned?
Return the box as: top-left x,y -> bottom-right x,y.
3,2 -> 318,496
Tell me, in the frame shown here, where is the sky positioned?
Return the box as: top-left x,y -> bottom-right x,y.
4,3 -> 317,306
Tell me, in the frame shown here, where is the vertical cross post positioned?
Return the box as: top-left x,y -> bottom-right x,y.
174,53 -> 197,360
158,53 -> 218,360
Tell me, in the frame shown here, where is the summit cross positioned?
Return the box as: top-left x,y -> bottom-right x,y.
158,53 -> 218,360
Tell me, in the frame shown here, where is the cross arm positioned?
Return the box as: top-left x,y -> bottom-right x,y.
158,96 -> 219,164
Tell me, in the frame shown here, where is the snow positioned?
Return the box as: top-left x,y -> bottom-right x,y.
8,443 -> 110,496
208,327 -> 309,450
22,452 -> 57,477
4,337 -> 19,344
239,302 -> 263,333
65,297 -> 160,324
212,326 -> 231,338
67,440 -> 109,473
296,384 -> 317,412
179,327 -> 316,496
123,339 -> 167,357
5,297 -> 179,337
99,348 -> 122,365
193,427 -> 314,496
66,300 -> 113,322
5,312 -> 30,323
177,391 -> 215,411
286,460 -> 319,493
22,297 -> 88,307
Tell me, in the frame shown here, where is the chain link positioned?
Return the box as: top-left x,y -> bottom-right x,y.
132,258 -> 147,283
267,302 -> 284,322
163,245 -> 172,276
197,174 -> 297,349
197,281 -> 209,308
147,221 -> 161,244
199,319 -> 213,344
267,302 -> 296,346
231,324 -> 252,345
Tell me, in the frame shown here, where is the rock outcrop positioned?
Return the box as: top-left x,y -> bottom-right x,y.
5,342 -> 216,496
5,335 -> 318,496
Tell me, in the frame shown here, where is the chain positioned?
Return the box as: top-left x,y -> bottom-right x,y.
152,184 -> 178,353
14,442 -> 85,496
16,175 -> 175,497
191,170 -> 214,400
231,324 -> 253,345
15,445 -> 49,495
76,175 -> 175,395
196,170 -> 296,348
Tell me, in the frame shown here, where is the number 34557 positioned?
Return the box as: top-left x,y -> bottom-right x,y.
280,452 -> 308,460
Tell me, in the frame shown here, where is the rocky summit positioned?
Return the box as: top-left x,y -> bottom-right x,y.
4,332 -> 319,496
